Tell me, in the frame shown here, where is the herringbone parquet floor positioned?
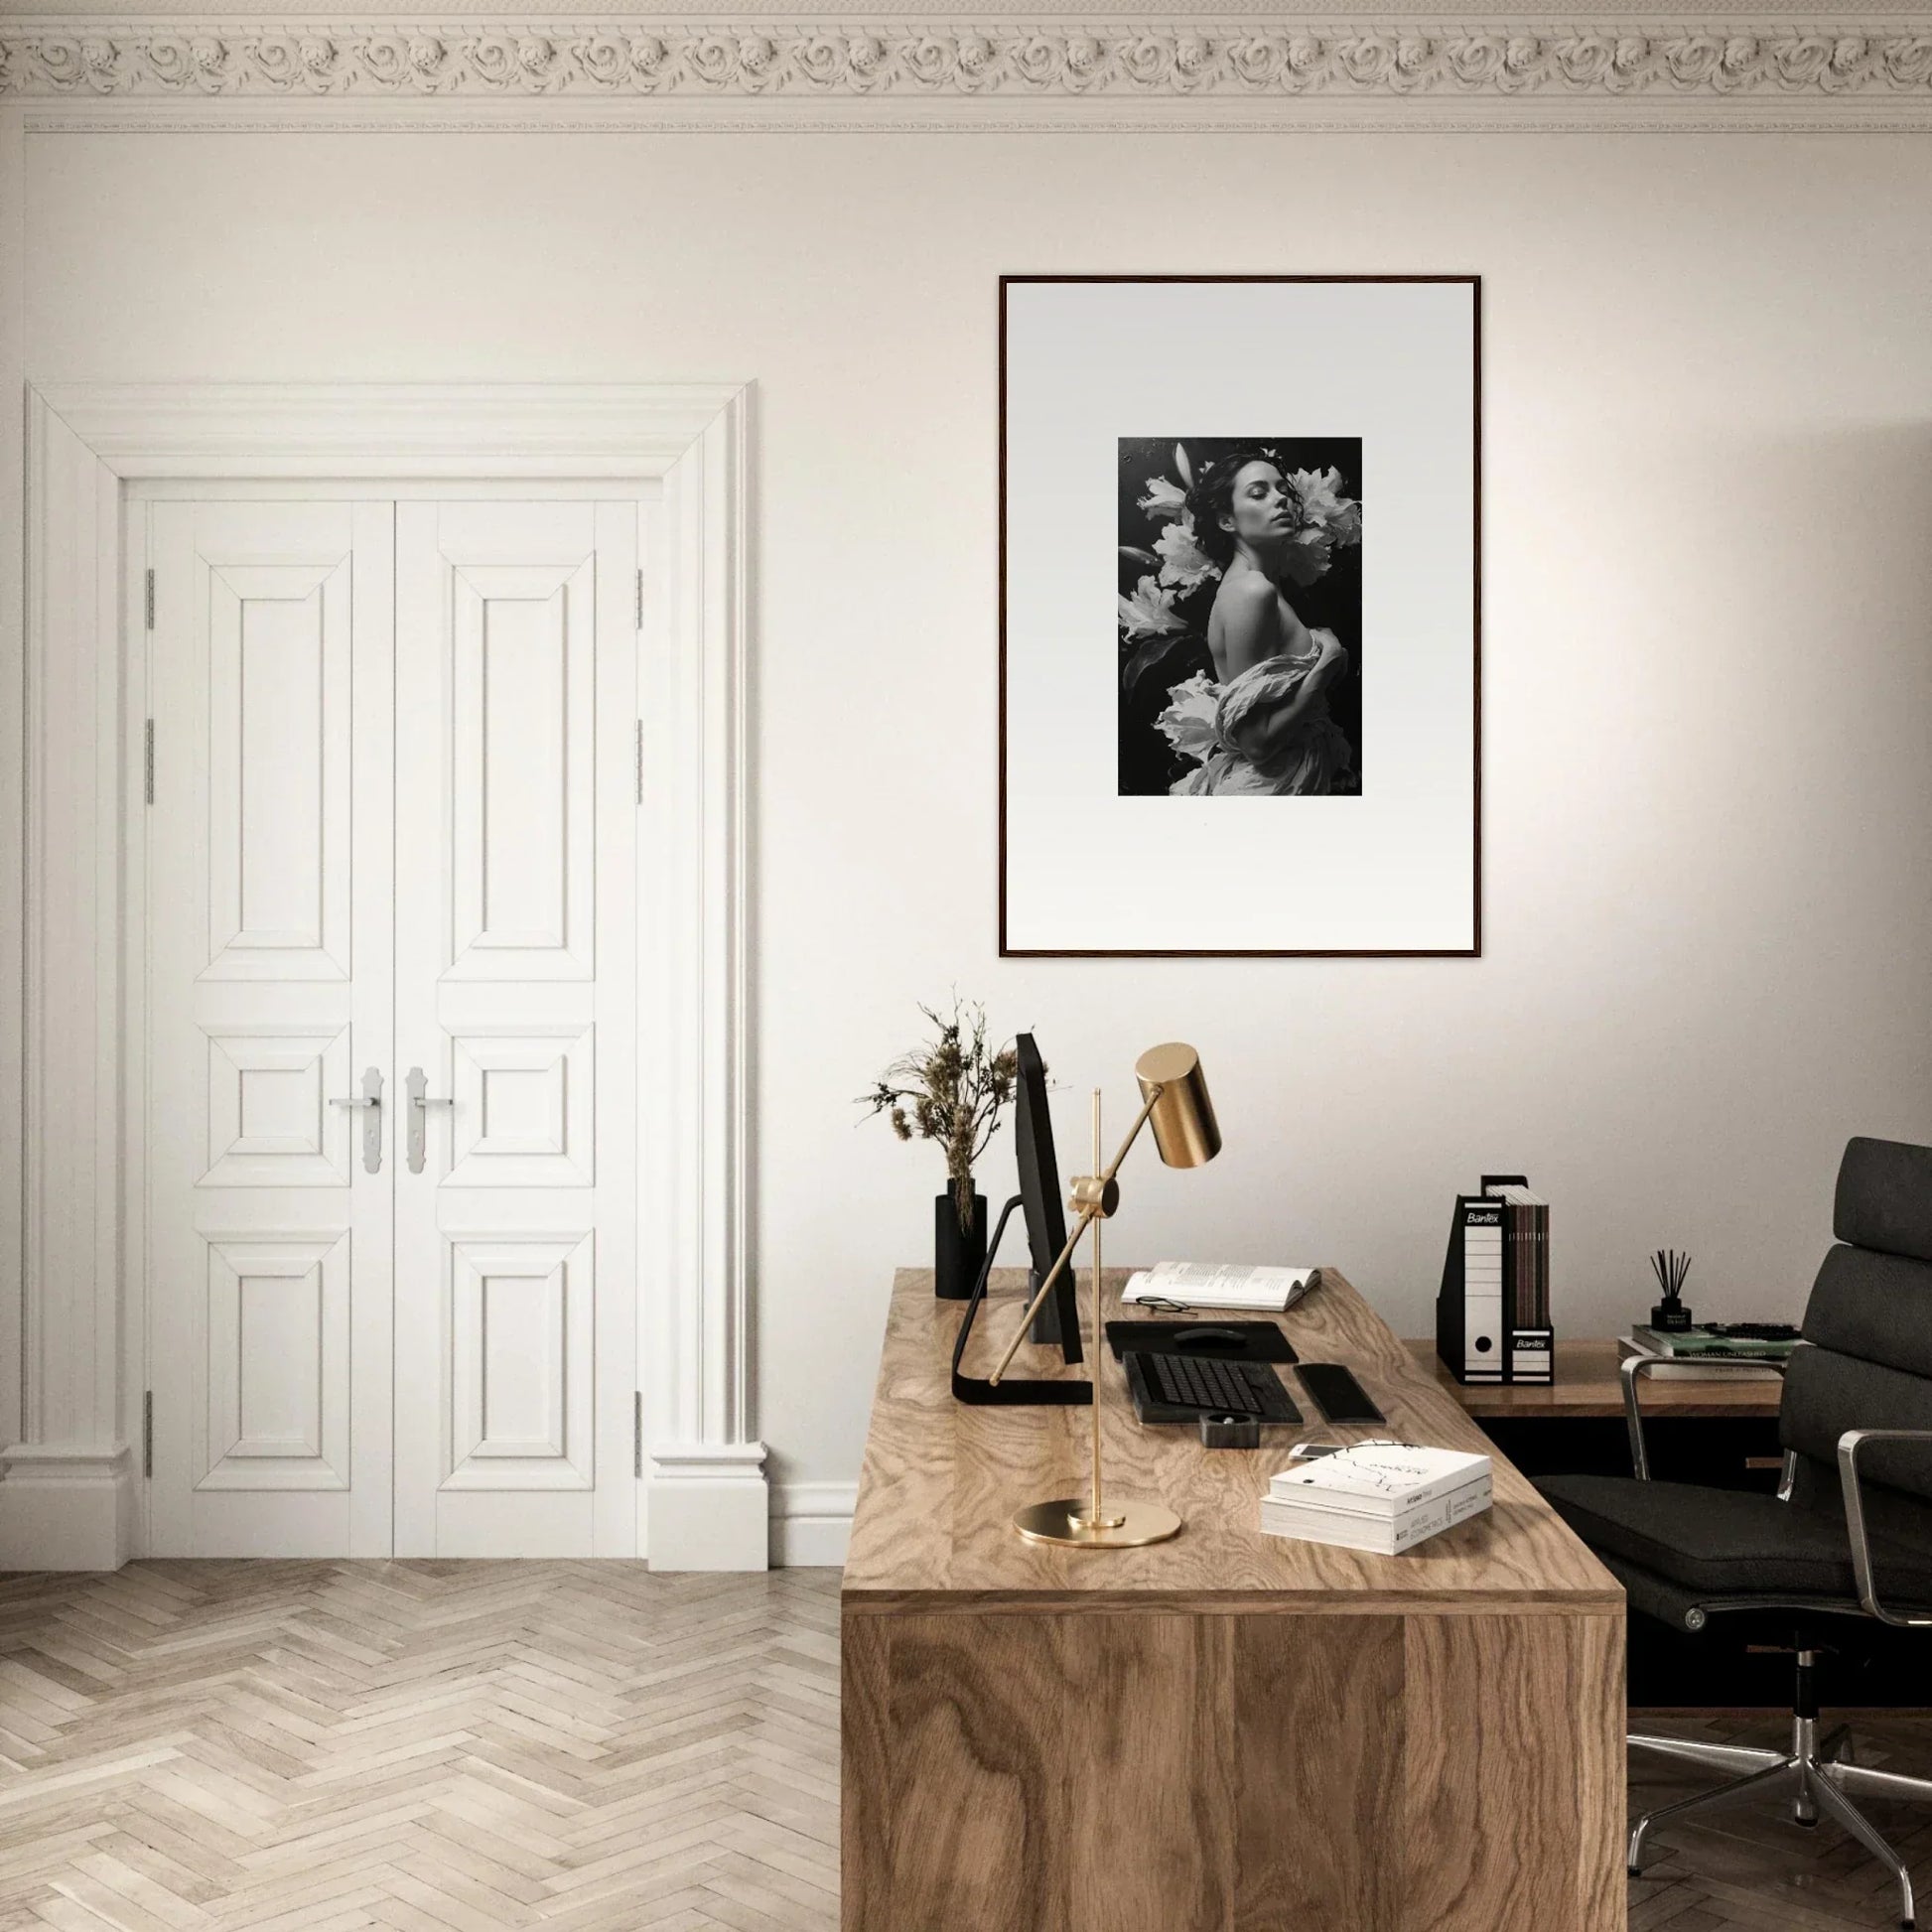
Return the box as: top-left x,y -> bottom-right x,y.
0,1563 -> 840,1932
2,1563 -> 1930,1930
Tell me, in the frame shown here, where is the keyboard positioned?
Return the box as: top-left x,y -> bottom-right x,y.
1125,1350 -> 1302,1425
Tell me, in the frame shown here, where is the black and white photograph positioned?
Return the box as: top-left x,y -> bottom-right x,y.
1117,436 -> 1363,797
1001,275 -> 1478,955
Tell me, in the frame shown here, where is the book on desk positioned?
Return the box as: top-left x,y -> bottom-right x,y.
1260,1443 -> 1493,1555
1618,1322 -> 1796,1382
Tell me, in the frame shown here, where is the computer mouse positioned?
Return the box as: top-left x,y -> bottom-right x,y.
1174,1327 -> 1247,1348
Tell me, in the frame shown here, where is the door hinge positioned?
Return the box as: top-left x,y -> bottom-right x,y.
635,567 -> 644,631
633,1393 -> 643,1479
144,568 -> 155,631
143,1391 -> 153,1478
144,720 -> 155,805
634,720 -> 644,805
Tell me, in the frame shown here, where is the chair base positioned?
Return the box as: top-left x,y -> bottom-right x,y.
1630,1697 -> 1932,1930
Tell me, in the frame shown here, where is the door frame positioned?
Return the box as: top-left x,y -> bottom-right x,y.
5,382 -> 763,1571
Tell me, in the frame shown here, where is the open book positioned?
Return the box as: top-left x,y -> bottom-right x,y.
1121,1262 -> 1317,1312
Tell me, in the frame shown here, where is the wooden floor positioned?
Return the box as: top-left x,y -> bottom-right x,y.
0,1564 -> 840,1931
0,1564 -> 1926,1931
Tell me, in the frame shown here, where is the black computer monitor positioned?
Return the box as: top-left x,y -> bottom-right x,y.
948,1033 -> 1091,1405
1014,1034 -> 1083,1365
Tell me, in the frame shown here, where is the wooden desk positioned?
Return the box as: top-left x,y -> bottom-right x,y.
1407,1337 -> 1783,1420
843,1269 -> 1626,1932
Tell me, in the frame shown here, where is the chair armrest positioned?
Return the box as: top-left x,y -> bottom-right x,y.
1837,1428 -> 1932,1628
1620,1350 -> 1789,1481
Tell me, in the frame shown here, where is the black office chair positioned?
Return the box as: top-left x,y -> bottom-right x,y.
1538,1136 -> 1932,1930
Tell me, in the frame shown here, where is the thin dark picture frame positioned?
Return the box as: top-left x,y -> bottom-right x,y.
997,272 -> 1482,959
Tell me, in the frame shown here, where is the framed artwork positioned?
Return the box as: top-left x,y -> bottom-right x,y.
999,275 -> 1480,957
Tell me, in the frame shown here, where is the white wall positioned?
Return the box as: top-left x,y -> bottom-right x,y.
20,127 -> 1932,1529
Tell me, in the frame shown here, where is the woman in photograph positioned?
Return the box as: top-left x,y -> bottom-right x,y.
1157,449 -> 1357,796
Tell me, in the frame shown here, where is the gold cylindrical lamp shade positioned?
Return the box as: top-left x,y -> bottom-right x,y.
1135,1042 -> 1221,1170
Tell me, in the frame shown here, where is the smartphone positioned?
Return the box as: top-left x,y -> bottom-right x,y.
1297,1362 -> 1386,1426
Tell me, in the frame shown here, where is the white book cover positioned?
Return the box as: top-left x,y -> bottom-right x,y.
1121,1262 -> 1315,1311
1269,1443 -> 1490,1516
1260,1474 -> 1492,1555
1262,1472 -> 1493,1529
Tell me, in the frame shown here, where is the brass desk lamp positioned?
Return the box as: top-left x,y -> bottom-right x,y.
987,1041 -> 1221,1548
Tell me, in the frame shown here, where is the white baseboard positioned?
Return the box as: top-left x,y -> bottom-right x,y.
645,1442 -> 770,1571
770,1480 -> 855,1569
0,1444 -> 136,1571
0,1444 -> 851,1573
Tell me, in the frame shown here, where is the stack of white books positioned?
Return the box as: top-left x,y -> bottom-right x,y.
1121,1261 -> 1316,1312
1260,1444 -> 1493,1556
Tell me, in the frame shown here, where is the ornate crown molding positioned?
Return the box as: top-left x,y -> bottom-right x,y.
5,17 -> 1932,123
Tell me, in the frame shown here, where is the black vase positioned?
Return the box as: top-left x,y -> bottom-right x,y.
934,1186 -> 989,1301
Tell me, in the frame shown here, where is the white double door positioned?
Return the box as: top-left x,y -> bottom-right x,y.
145,493 -> 639,1558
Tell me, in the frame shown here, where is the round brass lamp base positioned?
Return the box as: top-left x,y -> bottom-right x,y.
1012,1497 -> 1182,1549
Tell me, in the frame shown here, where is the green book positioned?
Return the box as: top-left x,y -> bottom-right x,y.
1632,1324 -> 1796,1360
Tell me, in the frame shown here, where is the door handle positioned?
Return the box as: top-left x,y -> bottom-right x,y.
329,1066 -> 385,1174
405,1065 -> 455,1175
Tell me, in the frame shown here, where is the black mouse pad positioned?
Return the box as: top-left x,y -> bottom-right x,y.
1104,1319 -> 1297,1364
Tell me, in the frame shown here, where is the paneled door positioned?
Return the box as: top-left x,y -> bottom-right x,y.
146,493 -> 639,1558
147,501 -> 396,1557
393,502 -> 637,1557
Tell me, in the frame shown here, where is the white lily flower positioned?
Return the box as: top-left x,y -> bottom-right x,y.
1137,476 -> 1188,525
1154,673 -> 1222,763
1118,574 -> 1185,642
1281,528 -> 1336,588
1154,515 -> 1219,591
1287,467 -> 1364,547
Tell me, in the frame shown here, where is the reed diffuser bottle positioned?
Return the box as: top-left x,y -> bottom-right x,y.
1650,1249 -> 1694,1332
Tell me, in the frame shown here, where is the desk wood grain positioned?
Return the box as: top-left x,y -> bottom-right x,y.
843,1267 -> 1621,1613
841,1268 -> 1626,1932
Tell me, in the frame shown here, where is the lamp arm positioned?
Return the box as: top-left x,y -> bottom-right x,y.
986,1085 -> 1165,1387
1097,1086 -> 1165,1189
985,1206 -> 1097,1388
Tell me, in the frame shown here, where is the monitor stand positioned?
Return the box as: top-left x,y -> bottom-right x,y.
1029,1268 -> 1071,1347
950,1197 -> 1091,1407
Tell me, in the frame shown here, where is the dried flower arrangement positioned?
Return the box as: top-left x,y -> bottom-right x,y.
860,998 -> 1020,1233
